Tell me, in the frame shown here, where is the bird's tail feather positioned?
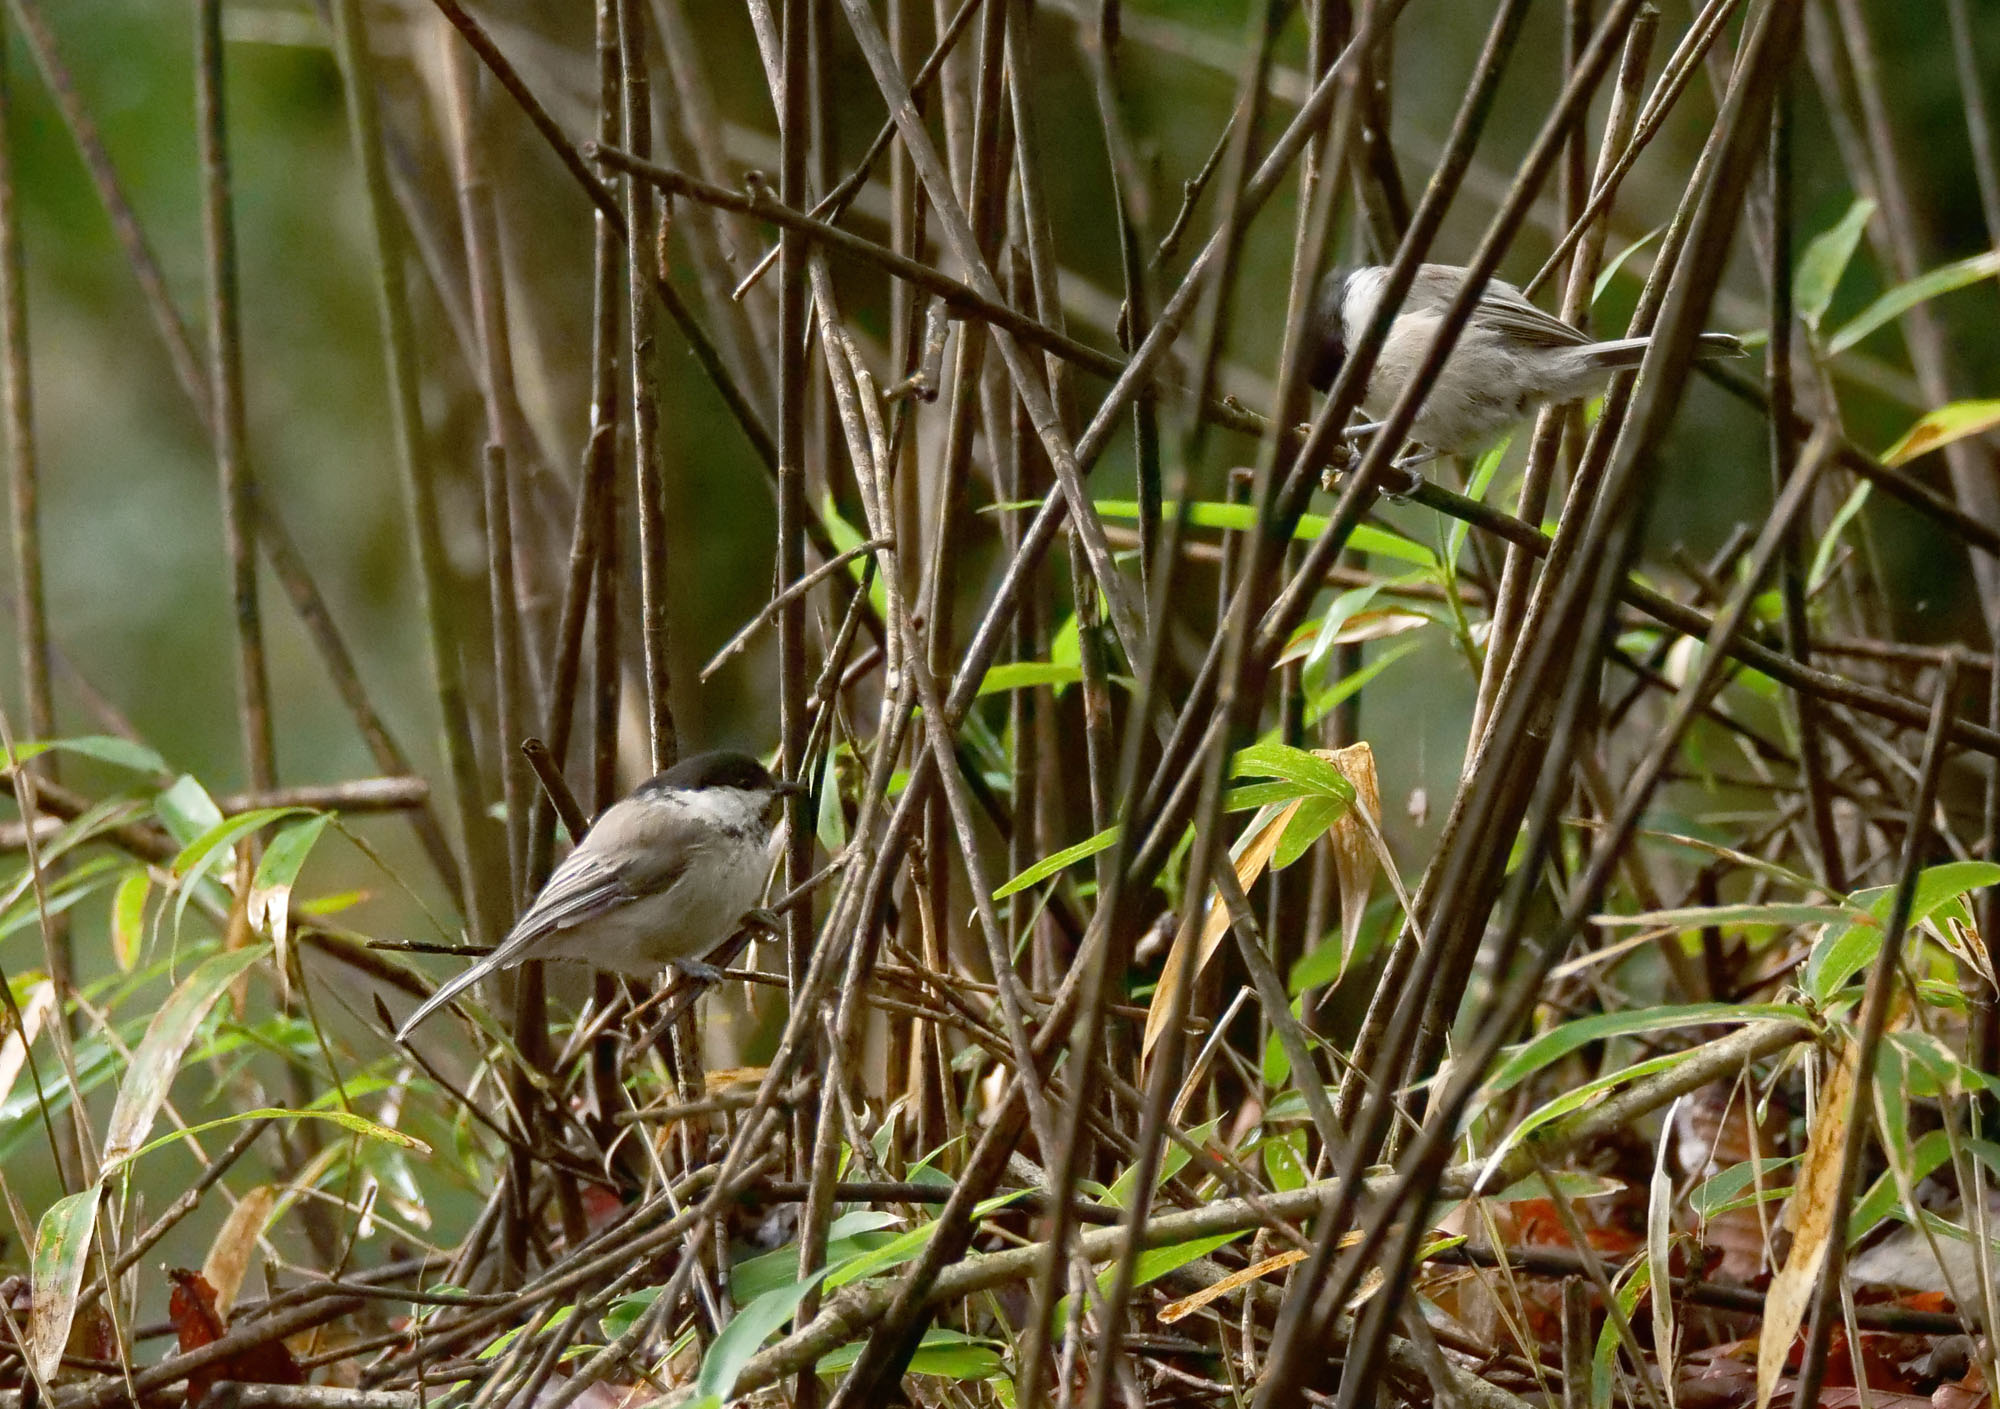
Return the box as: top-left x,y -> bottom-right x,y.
395,958 -> 499,1041
1585,331 -> 1747,368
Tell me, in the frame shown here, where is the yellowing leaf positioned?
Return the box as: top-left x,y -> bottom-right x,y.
1158,1249 -> 1306,1323
27,1185 -> 102,1385
1757,1036 -> 1859,1409
1881,399 -> 2000,467
1144,798 -> 1300,1062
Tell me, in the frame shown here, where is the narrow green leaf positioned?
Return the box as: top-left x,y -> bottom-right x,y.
1592,226 -> 1661,303
1483,1004 -> 1808,1103
816,1330 -> 1005,1381
1794,198 -> 1875,330
9,736 -> 168,776
1274,793 -> 1346,871
1828,248 -> 2000,354
1092,499 -> 1437,568
170,807 -> 311,946
1230,742 -> 1353,802
109,1106 -> 431,1175
977,661 -> 1084,696
27,1185 -> 103,1384
101,945 -> 270,1173
250,814 -> 330,962
697,1270 -> 831,1404
993,825 -> 1121,899
1688,1157 -> 1797,1221
1807,481 -> 1871,592
1303,640 -> 1421,727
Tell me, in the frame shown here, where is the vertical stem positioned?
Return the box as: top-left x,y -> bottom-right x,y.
620,0 -> 679,772
197,0 -> 276,797
326,0 -> 507,950
0,15 -> 76,1191
777,0 -> 814,1162
443,39 -> 530,903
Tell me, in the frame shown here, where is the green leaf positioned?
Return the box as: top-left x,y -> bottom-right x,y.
1057,1233 -> 1245,1325
1794,197 -> 1875,330
8,735 -> 168,776
1229,742 -> 1354,802
1104,1118 -> 1219,1210
107,1106 -> 430,1176
27,1185 -> 103,1384
977,661 -> 1085,696
1482,1004 -> 1807,1104
1807,481 -> 1871,593
1274,793 -> 1346,871
826,1190 -> 1032,1289
1593,226 -> 1661,304
1303,640 -> 1421,727
1828,248 -> 2000,354
993,825 -> 1121,899
1262,1130 -> 1309,1193
101,945 -> 271,1172
730,1211 -> 901,1304
154,775 -> 225,848
1688,1157 -> 1797,1220
1092,499 -> 1437,568
819,493 -> 888,618
251,814 -> 331,959
111,870 -> 149,972
1806,861 -> 2000,1002
815,1329 -> 1005,1382
169,807 -> 312,946
697,1269 -> 832,1404
1881,399 -> 2000,467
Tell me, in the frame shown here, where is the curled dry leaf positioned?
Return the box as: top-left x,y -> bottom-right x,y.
200,1186 -> 275,1320
1324,743 -> 1382,969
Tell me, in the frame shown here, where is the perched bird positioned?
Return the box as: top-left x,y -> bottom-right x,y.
1306,262 -> 1746,457
396,750 -> 805,1039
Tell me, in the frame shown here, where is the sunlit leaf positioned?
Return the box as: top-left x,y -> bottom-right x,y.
1880,399 -> 2000,467
977,661 -> 1085,696
111,870 -> 149,972
993,825 -> 1121,899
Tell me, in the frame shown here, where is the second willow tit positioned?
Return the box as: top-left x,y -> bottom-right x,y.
1306,263 -> 1745,457
396,750 -> 805,1039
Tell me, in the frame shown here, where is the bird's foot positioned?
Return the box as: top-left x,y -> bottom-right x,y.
670,958 -> 728,986
1382,453 -> 1433,501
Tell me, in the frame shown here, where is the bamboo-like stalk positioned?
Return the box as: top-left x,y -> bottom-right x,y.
325,0 -> 507,961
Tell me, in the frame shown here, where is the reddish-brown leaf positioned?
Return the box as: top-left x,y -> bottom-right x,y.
165,1269 -> 302,1406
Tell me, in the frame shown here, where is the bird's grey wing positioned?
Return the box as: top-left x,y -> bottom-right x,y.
494,850 -> 644,959
1475,284 -> 1592,348
397,851 -> 638,1040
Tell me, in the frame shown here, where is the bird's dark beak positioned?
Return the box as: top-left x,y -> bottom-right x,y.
774,779 -> 811,799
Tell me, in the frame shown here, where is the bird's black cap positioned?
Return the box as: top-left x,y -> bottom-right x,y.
640,749 -> 779,796
1303,267 -> 1351,393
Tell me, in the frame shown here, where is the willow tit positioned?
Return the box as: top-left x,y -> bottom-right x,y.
395,750 -> 805,1039
1307,263 -> 1745,457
